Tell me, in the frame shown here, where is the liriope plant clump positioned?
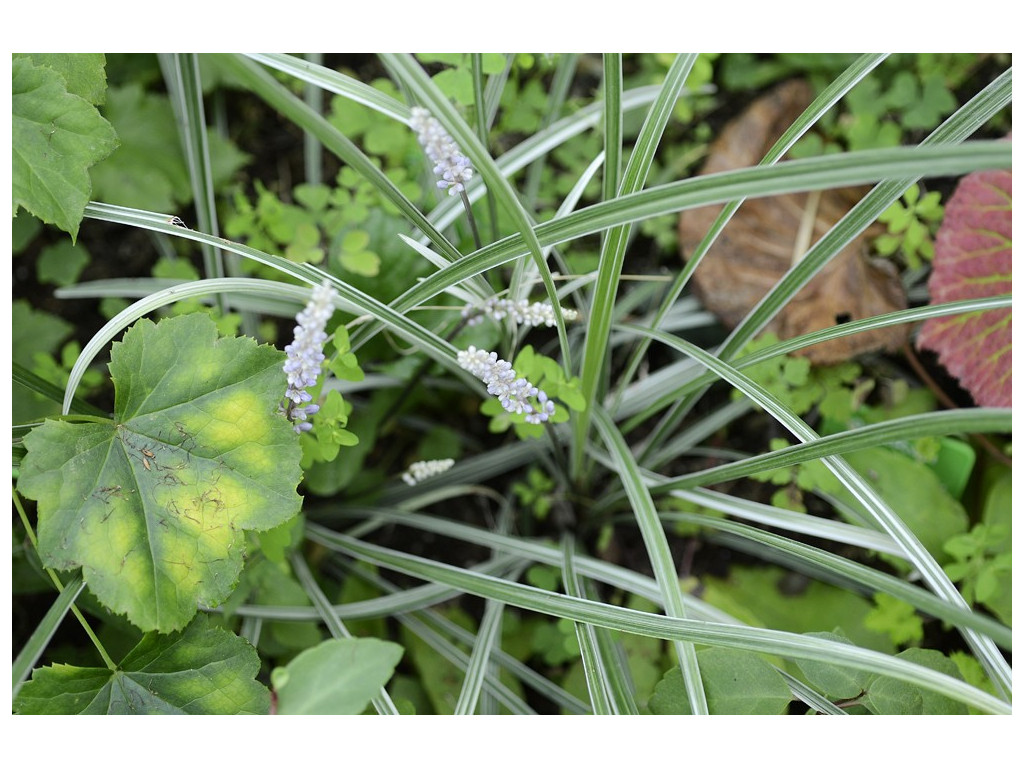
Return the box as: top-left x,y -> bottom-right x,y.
12,52 -> 1011,719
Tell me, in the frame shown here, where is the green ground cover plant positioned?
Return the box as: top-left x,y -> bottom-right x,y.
11,52 -> 1011,715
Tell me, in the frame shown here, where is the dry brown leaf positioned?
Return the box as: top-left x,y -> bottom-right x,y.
679,80 -> 908,364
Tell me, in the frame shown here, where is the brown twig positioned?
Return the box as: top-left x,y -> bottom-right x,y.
902,342 -> 1011,468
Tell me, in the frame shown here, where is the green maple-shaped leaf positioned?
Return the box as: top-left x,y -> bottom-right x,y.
918,165 -> 1011,407
12,56 -> 119,241
21,53 -> 109,105
14,615 -> 269,714
18,313 -> 302,633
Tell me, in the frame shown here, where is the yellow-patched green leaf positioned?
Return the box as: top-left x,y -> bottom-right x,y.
18,313 -> 302,633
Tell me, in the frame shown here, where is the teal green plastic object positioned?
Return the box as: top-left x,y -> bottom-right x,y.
932,437 -> 976,500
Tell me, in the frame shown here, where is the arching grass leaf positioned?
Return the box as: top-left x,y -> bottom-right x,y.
13,615 -> 269,714
840,447 -> 968,565
918,166 -> 1011,406
18,313 -> 303,633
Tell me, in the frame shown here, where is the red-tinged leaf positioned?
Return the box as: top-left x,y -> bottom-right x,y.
918,167 -> 1011,407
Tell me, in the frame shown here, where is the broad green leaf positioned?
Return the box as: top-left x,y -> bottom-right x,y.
328,326 -> 364,382
22,53 -> 109,104
272,637 -> 404,715
430,68 -> 474,104
840,448 -> 968,564
794,631 -> 872,700
700,565 -> 893,653
649,649 -> 792,715
949,651 -> 1000,715
88,84 -> 248,212
864,648 -> 968,715
339,247 -> 381,277
36,239 -> 91,286
12,300 -> 72,369
12,56 -> 119,241
417,52 -> 506,75
982,464 -> 1011,529
18,313 -> 302,632
220,558 -> 321,653
256,514 -> 305,566
294,182 -> 331,211
207,132 -> 252,191
12,300 -> 74,422
13,614 -> 269,714
388,675 -> 430,715
89,83 -> 187,210
12,210 -> 43,252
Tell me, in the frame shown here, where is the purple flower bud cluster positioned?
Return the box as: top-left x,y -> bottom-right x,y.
462,296 -> 579,328
410,106 -> 474,196
457,346 -> 556,425
282,281 -> 336,433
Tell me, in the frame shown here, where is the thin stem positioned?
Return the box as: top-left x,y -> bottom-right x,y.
459,189 -> 483,252
12,488 -> 118,671
303,52 -> 324,186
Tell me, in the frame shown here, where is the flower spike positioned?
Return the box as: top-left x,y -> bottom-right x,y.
457,346 -> 555,424
402,458 -> 456,486
282,281 -> 336,433
410,106 -> 474,196
462,296 -> 579,328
